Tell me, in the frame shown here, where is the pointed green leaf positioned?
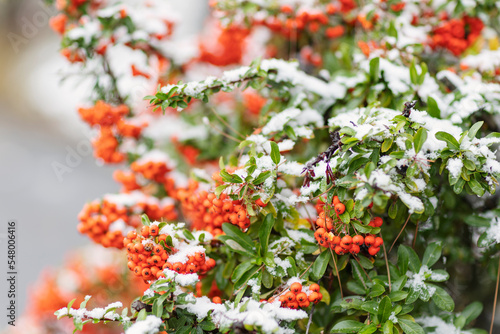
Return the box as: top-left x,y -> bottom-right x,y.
422,242 -> 441,268
270,141 -> 280,165
259,214 -> 275,256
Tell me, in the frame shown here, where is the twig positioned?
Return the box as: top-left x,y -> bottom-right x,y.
380,230 -> 392,292
329,247 -> 344,299
490,256 -> 500,334
305,302 -> 316,334
311,184 -> 336,201
204,118 -> 242,143
412,220 -> 419,249
388,214 -> 411,253
210,107 -> 245,139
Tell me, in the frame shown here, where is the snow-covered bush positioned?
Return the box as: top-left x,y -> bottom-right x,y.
42,0 -> 500,333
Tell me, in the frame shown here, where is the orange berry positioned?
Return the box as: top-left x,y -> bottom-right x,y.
332,196 -> 340,205
296,292 -> 307,302
365,235 -> 375,247
173,262 -> 185,273
372,217 -> 383,227
309,283 -> 320,292
350,244 -> 360,254
374,237 -> 383,247
212,296 -> 222,304
368,246 -> 380,256
341,235 -> 352,246
256,198 -> 267,207
134,243 -> 144,254
352,235 -> 364,246
288,301 -> 299,309
334,203 -> 345,215
133,266 -> 142,276
149,225 -> 159,236
285,291 -> 296,302
186,263 -> 198,273
290,282 -> 302,293
127,230 -> 137,239
141,226 -> 150,237
308,292 -> 320,303
298,300 -> 310,308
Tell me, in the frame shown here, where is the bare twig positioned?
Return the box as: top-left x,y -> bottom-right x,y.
490,256 -> 500,334
388,214 -> 411,253
305,302 -> 316,334
380,230 -> 392,292
210,107 -> 245,139
329,247 -> 344,299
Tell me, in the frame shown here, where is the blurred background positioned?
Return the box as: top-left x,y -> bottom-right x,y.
0,0 -> 207,329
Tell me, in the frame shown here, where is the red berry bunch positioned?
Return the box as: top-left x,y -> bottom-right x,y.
131,155 -> 174,183
313,196 -> 384,256
430,15 -> 484,56
274,283 -> 322,309
124,225 -> 216,283
77,193 -> 178,249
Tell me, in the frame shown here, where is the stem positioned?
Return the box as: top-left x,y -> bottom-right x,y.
490,256 -> 500,334
305,303 -> 316,334
102,55 -> 125,105
412,220 -> 419,249
204,118 -> 242,143
380,230 -> 392,292
389,214 -> 411,253
210,107 -> 245,139
329,247 -> 344,299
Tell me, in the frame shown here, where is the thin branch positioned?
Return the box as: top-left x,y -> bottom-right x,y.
380,230 -> 392,292
210,107 -> 246,139
305,302 -> 316,334
204,118 -> 242,143
329,247 -> 344,299
233,264 -> 265,296
354,256 -> 373,283
388,214 -> 411,253
412,220 -> 419,249
490,256 -> 500,334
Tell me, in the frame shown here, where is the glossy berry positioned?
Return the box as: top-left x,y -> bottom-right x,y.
213,296 -> 222,304
365,235 -> 375,247
353,235 -> 364,246
334,203 -> 345,215
149,225 -> 159,236
296,292 -> 307,303
368,246 -> 380,256
290,282 -> 302,293
309,283 -> 320,293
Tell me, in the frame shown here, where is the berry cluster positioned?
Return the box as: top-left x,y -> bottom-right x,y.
313,196 -> 383,256
199,22 -> 250,67
174,183 -> 250,235
124,226 -> 216,283
131,158 -> 174,184
77,193 -> 177,249
274,283 -> 322,310
431,15 -> 484,56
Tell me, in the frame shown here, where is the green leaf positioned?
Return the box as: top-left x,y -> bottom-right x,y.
461,301 -> 483,325
359,324 -> 377,334
410,62 -> 418,85
383,321 -> 394,334
378,296 -> 392,323
221,223 -> 256,255
311,250 -> 331,281
231,262 -> 255,283
368,284 -> 385,297
259,214 -> 275,256
270,141 -> 280,165
413,128 -> 427,153
388,291 -> 408,302
464,215 -> 491,227
399,245 -> 421,273
152,293 -> 169,317
351,259 -> 368,289
468,179 -> 485,196
331,320 -> 365,333
183,229 -> 195,241
422,242 -> 441,267
369,57 -> 380,82
435,132 -> 460,151
468,121 -> 484,139
141,214 -> 151,226
431,285 -> 455,311
136,308 -> 147,321
398,318 -> 424,334
253,171 -> 272,185
381,137 -> 394,152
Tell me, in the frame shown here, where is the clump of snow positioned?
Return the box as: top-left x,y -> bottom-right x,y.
447,158 -> 463,179
125,315 -> 163,334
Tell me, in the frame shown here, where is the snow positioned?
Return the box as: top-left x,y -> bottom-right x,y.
125,315 -> 163,334
405,266 -> 436,298
416,316 -> 463,334
447,158 -> 463,179
286,229 -> 315,243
